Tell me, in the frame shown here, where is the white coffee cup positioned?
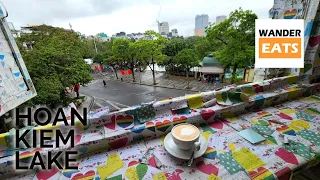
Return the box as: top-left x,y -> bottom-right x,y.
171,123 -> 201,150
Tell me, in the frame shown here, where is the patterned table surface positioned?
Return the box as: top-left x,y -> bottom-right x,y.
8,95 -> 320,180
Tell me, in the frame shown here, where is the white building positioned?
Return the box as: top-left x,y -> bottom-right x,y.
171,29 -> 178,37
216,15 -> 227,24
126,32 -> 145,40
20,24 -> 40,35
84,58 -> 93,65
158,22 -> 169,35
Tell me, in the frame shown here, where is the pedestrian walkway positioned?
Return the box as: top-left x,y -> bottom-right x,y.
102,70 -> 226,92
77,93 -> 94,114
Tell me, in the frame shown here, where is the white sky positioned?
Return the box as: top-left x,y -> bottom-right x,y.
2,0 -> 273,36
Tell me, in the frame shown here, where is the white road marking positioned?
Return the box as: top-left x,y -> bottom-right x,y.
108,100 -> 130,108
106,100 -> 120,110
131,90 -> 158,96
94,96 -> 130,109
95,101 -> 104,108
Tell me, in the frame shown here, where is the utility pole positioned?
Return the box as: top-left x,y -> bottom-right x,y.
156,6 -> 161,34
69,23 -> 73,32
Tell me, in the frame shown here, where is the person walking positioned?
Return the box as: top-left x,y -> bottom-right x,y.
103,80 -> 106,87
73,83 -> 80,98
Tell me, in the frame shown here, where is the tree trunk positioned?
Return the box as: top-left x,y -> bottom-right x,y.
114,67 -> 118,79
187,69 -> 190,89
231,65 -> 237,84
131,67 -> 135,82
152,58 -> 156,85
139,65 -> 142,83
131,60 -> 135,82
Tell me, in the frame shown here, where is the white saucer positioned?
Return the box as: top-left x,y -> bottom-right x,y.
164,132 -> 208,160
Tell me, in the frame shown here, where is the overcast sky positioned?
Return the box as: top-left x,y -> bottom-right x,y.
2,0 -> 273,36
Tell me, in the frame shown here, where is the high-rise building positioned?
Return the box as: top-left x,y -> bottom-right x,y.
194,29 -> 203,37
158,22 -> 169,35
195,14 -> 209,36
216,15 -> 227,25
171,29 -> 178,37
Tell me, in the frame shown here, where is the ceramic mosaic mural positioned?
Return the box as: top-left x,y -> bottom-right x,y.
0,7 -> 37,117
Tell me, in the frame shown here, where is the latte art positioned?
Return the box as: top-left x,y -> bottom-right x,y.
181,128 -> 196,136
172,124 -> 200,141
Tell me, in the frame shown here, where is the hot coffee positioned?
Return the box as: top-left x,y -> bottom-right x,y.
172,124 -> 200,141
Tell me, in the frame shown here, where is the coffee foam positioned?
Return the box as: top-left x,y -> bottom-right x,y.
172,124 -> 199,141
181,128 -> 196,136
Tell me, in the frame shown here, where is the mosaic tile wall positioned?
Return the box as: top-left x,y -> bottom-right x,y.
0,7 -> 37,117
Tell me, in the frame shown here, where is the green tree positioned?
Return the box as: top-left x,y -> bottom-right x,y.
173,49 -> 200,89
112,38 -> 136,81
139,30 -> 168,85
206,8 -> 257,83
16,25 -> 93,107
194,37 -> 218,59
185,36 -> 200,49
103,55 -> 120,79
163,37 -> 186,64
81,38 -> 112,59
130,37 -> 136,42
81,39 -> 96,58
93,53 -> 105,63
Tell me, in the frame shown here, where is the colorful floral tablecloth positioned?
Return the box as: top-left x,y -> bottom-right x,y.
5,95 -> 320,180
1,75 -> 320,179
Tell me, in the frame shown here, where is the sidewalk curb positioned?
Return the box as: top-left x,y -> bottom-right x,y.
80,93 -> 95,111
115,79 -> 200,92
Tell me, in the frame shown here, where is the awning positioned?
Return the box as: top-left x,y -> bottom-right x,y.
200,66 -> 224,74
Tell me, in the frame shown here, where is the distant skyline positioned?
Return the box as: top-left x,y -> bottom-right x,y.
195,14 -> 209,36
2,0 -> 273,36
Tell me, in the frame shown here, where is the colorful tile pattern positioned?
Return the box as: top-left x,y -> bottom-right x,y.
1,75 -> 320,179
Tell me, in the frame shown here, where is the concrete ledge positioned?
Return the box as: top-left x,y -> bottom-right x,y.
79,93 -> 95,112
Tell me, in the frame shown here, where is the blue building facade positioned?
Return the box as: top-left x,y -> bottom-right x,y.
195,14 -> 209,36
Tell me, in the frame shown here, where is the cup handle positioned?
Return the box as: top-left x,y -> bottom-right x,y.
194,140 -> 201,151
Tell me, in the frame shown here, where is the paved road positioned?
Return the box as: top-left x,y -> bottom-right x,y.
80,80 -> 193,110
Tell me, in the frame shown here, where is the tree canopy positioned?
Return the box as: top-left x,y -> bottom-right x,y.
173,48 -> 200,88
17,25 -> 93,106
184,36 -> 200,49
174,49 -> 200,69
163,37 -> 186,58
206,8 -> 257,82
137,30 -> 168,84
112,38 -> 137,80
194,37 -> 217,59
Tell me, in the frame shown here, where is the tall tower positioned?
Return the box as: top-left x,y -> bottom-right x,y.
216,15 -> 227,25
195,14 -> 209,36
158,22 -> 169,35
